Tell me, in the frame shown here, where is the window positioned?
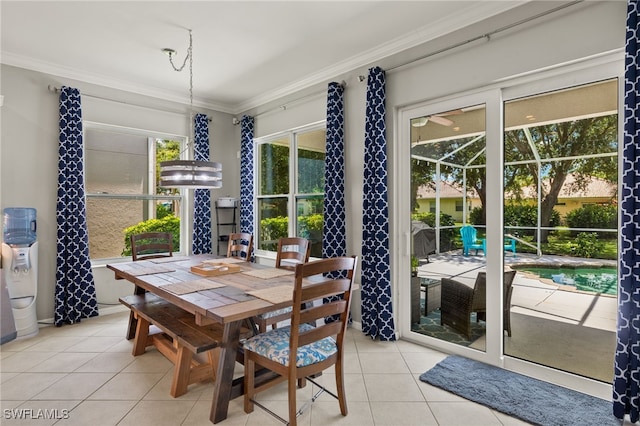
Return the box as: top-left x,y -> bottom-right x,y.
84,123 -> 185,260
256,125 -> 326,257
455,200 -> 464,212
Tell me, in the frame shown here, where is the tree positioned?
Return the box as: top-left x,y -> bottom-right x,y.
156,139 -> 180,196
410,158 -> 434,212
504,115 -> 617,242
411,137 -> 487,221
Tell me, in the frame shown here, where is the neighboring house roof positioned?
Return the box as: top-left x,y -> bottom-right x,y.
507,174 -> 616,200
417,174 -> 616,200
416,180 -> 479,199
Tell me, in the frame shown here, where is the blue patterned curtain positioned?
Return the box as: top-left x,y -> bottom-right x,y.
55,86 -> 98,326
192,113 -> 212,254
323,82 -> 347,321
323,81 -> 346,259
361,67 -> 395,341
614,2 -> 640,421
240,116 -> 255,246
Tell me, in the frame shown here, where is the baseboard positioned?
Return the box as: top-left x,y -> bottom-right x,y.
99,304 -> 129,316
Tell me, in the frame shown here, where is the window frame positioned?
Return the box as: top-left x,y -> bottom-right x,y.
84,121 -> 188,264
395,51 -> 621,397
253,121 -> 326,257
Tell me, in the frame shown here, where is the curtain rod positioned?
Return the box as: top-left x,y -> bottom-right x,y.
244,0 -> 583,119
362,0 -> 584,78
238,80 -> 346,123
47,85 -> 212,121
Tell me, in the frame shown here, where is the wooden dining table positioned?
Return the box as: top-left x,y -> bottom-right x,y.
107,254 -> 313,424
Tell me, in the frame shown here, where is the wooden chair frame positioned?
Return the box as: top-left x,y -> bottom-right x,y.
275,237 -> 311,270
126,232 -> 173,339
255,237 -> 312,333
227,232 -> 253,262
243,256 -> 358,426
130,232 -> 173,261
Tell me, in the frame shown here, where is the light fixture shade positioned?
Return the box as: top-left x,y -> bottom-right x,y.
159,160 -> 222,188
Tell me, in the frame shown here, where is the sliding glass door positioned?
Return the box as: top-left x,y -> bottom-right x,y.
397,63 -> 620,389
502,79 -> 618,382
398,90 -> 499,355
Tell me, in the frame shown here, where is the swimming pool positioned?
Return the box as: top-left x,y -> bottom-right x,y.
513,266 -> 617,295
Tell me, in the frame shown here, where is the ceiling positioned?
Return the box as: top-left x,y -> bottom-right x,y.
1,1 -> 525,114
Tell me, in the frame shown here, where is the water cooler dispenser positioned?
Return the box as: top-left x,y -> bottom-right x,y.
1,208 -> 39,338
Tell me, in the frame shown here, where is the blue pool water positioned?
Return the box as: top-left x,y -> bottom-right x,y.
515,266 -> 617,295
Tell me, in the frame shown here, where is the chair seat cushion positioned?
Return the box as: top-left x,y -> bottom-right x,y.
257,306 -> 292,319
242,323 -> 337,367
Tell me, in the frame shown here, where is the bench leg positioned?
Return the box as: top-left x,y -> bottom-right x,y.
132,316 -> 151,356
127,310 -> 137,340
126,286 -> 147,340
171,345 -> 194,398
208,348 -> 220,381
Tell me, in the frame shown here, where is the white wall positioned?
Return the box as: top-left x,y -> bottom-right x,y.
0,0 -> 625,327
242,1 -> 626,325
0,65 -> 238,321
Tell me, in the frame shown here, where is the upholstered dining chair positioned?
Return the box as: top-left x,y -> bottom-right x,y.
242,256 -> 358,426
127,232 -> 173,339
255,237 -> 311,333
227,232 -> 253,262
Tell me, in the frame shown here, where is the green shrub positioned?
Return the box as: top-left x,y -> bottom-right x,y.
156,202 -> 173,220
259,216 -> 288,251
411,211 -> 455,228
469,207 -> 484,226
570,232 -> 605,258
565,204 -> 617,238
122,215 -> 180,256
503,204 -> 561,236
298,214 -> 323,239
260,214 -> 324,251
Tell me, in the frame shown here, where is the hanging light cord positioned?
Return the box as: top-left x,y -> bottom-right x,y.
167,29 -> 194,144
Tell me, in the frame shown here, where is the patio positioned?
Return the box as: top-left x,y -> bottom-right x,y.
414,252 -> 617,383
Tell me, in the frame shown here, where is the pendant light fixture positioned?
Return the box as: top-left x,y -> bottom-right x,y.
159,30 -> 222,189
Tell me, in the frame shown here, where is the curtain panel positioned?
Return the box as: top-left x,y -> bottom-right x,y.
240,116 -> 255,260
361,67 -> 395,341
322,81 -> 347,259
614,1 -> 640,421
192,113 -> 212,254
323,82 -> 347,321
54,86 -> 99,326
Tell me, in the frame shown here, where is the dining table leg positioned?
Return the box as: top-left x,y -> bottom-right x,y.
210,320 -> 242,424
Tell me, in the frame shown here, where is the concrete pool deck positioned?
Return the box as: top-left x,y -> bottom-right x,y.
416,252 -> 617,382
417,252 -> 617,332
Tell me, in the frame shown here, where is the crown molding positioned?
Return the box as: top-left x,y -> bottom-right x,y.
2,1 -> 523,116
1,51 -> 236,114
232,1 -> 524,114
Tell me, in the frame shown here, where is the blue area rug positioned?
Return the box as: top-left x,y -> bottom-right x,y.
420,355 -> 620,426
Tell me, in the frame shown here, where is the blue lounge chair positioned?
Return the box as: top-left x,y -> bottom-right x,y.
504,238 -> 516,256
460,225 -> 486,256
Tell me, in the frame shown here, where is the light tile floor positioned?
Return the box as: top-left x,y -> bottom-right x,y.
0,309 -> 533,425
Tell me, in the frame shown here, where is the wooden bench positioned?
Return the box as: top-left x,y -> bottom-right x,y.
119,293 -> 251,397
